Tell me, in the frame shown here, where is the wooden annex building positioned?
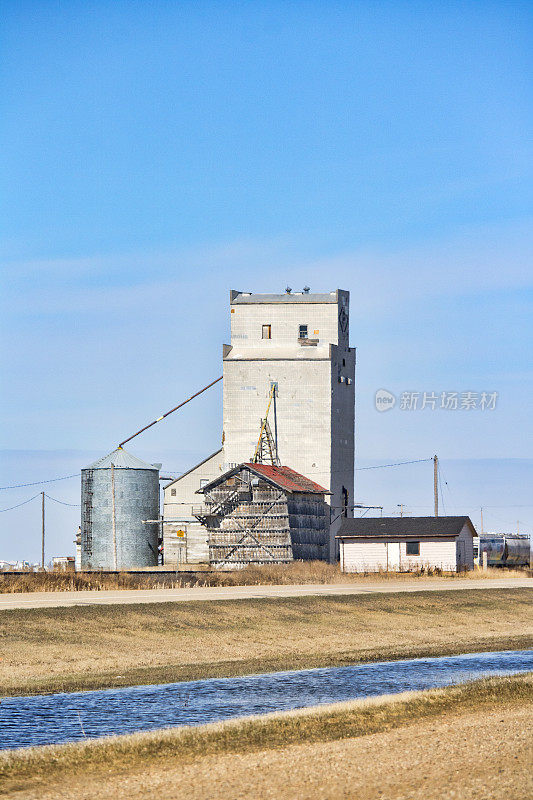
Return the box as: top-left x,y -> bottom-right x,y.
337,516 -> 476,573
195,463 -> 330,568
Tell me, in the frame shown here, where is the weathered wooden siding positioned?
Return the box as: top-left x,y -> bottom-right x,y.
341,538 -> 460,572
400,539 -> 457,571
207,478 -> 293,566
341,540 -> 389,572
204,472 -> 329,566
288,494 -> 329,561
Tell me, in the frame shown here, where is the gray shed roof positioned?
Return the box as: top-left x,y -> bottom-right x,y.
85,447 -> 160,471
338,516 -> 476,539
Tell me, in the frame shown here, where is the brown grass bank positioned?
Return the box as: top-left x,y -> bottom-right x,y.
0,562 -> 522,592
1,588 -> 531,697
1,674 -> 531,799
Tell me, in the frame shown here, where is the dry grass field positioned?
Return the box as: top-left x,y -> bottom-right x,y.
0,562 -> 524,592
1,588 -> 531,696
1,674 -> 531,799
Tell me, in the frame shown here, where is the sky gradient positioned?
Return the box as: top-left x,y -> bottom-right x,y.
1,1 -> 532,561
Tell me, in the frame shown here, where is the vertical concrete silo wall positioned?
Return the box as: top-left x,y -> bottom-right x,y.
81,466 -> 159,569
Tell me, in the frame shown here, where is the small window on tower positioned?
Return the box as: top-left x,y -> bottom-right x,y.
262,324 -> 271,339
171,488 -> 176,496
299,325 -> 308,339
342,486 -> 349,517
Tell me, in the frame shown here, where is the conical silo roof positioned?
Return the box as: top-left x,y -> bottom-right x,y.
85,447 -> 159,470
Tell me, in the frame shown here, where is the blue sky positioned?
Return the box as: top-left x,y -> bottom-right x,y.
1,1 -> 532,561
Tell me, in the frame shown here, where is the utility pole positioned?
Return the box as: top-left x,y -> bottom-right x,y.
41,491 -> 45,569
397,504 -> 404,517
433,455 -> 438,517
480,507 -> 484,535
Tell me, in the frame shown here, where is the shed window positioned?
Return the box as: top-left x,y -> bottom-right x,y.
406,541 -> 420,555
299,324 -> 308,339
262,324 -> 271,339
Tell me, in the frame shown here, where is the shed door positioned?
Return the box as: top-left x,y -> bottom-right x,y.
456,540 -> 465,569
387,542 -> 400,571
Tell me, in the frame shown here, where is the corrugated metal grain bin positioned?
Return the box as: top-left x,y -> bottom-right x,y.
81,447 -> 160,570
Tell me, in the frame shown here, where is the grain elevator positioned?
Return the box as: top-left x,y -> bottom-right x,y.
163,288 -> 355,564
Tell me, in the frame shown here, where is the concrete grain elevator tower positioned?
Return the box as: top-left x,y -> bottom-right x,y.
222,289 -> 355,559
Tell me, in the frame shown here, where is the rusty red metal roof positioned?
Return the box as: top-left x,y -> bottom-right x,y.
243,463 -> 329,494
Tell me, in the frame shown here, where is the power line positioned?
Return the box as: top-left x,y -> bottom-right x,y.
45,493 -> 80,507
481,508 -> 517,526
355,458 -> 432,471
0,474 -> 79,491
0,493 -> 40,513
431,503 -> 531,510
406,503 -> 532,513
482,505 -> 533,509
164,457 -> 434,482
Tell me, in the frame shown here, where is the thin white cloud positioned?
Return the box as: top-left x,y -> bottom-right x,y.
2,218 -> 531,318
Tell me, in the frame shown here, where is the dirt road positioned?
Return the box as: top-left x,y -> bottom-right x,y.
1,576 -> 530,610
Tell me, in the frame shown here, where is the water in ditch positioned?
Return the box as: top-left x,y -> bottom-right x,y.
1,649 -> 531,750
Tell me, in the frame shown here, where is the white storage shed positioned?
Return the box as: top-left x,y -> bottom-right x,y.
337,516 -> 476,573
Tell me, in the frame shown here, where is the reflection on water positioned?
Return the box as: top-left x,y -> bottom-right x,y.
1,649 -> 531,750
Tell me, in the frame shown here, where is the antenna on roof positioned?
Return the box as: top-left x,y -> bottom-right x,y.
303,286 -> 310,293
